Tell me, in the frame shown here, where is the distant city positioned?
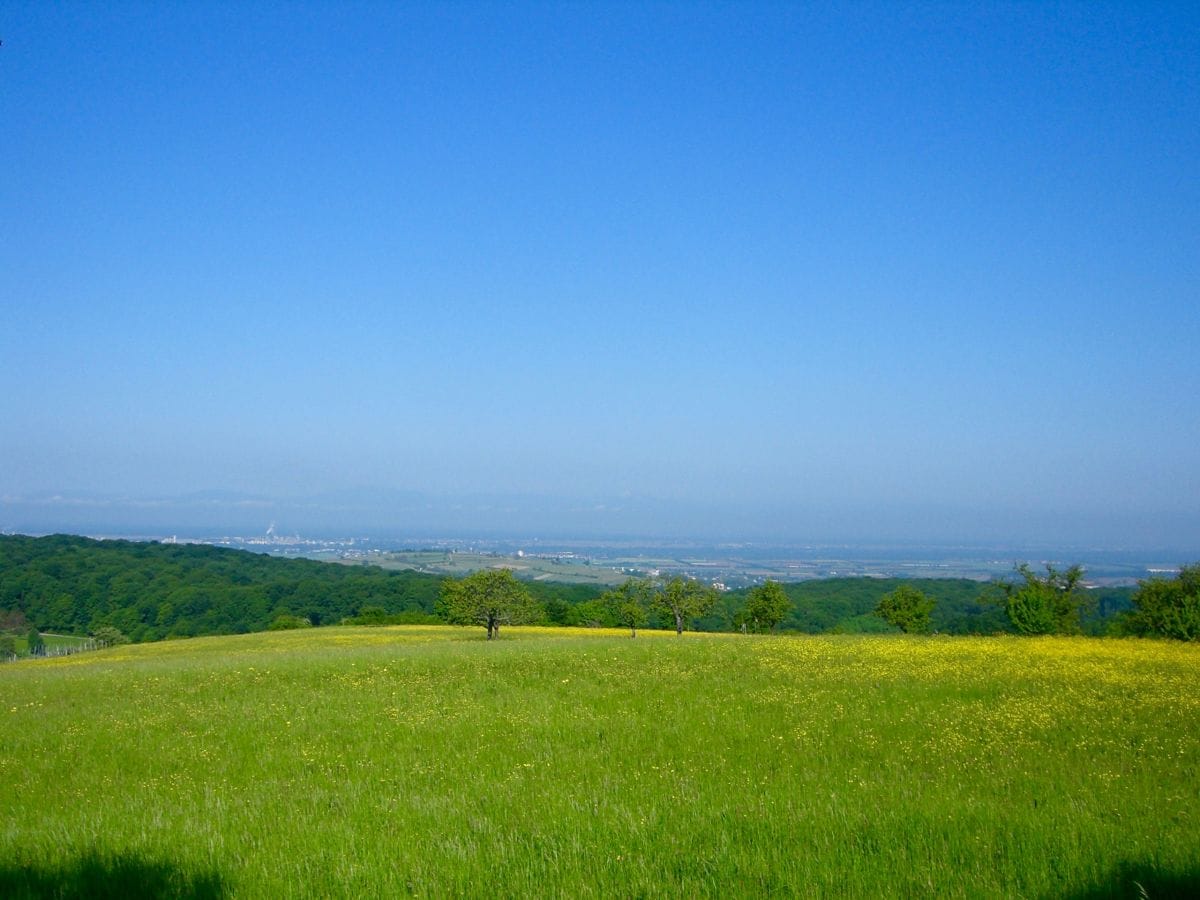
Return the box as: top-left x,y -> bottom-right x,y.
130,527 -> 1186,589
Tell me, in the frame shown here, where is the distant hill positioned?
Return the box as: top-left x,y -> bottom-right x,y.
0,534 -> 1135,644
0,534 -> 461,642
0,534 -> 615,644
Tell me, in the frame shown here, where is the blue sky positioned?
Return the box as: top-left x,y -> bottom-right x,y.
2,2 -> 1198,548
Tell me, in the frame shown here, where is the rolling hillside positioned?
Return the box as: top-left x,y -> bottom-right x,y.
2,626 -> 1197,896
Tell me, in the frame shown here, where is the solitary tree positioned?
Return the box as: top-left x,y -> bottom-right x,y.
440,568 -> 540,640
1125,563 -> 1200,641
874,585 -> 935,634
653,576 -> 718,635
994,564 -> 1090,635
601,578 -> 654,637
739,580 -> 791,633
26,627 -> 45,656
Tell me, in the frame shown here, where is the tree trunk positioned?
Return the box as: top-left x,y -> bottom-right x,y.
674,610 -> 684,635
630,625 -> 636,638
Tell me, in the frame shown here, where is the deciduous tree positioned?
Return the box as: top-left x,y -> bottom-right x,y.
993,564 -> 1090,635
653,576 -> 718,635
601,578 -> 653,637
1125,564 -> 1200,641
739,580 -> 791,633
874,585 -> 935,634
440,569 -> 540,640
91,625 -> 130,647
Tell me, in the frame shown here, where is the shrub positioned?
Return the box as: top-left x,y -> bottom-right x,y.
91,626 -> 131,647
875,585 -> 935,634
991,564 -> 1090,635
1125,564 -> 1200,641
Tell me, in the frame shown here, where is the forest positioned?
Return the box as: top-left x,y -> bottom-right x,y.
0,533 -> 1137,647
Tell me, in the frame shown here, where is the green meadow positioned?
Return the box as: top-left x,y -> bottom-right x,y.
3,627 -> 1198,897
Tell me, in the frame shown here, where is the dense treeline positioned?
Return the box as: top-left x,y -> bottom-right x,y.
708,577 -> 1132,636
1,534 -> 1140,647
0,534 -> 451,641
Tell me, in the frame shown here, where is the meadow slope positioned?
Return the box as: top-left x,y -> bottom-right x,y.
2,627 -> 1198,897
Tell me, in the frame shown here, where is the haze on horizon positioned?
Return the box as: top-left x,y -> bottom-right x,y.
2,3 -> 1198,553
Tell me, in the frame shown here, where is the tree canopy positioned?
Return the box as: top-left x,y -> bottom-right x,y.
0,534 -> 1145,644
1124,564 -> 1200,641
992,564 -> 1090,635
738,580 -> 791,633
0,533 -> 451,640
25,627 -> 45,656
874,585 -> 936,634
653,577 -> 718,635
600,578 -> 654,637
439,568 -> 541,639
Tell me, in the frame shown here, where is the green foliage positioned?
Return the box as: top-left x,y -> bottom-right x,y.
600,578 -> 653,636
832,612 -> 898,634
0,534 -> 446,640
567,598 -> 616,628
653,576 -> 718,635
992,564 -> 1090,635
91,626 -> 130,647
0,634 -> 16,659
743,577 -> 1013,636
440,568 -> 541,639
0,534 -> 1140,643
1124,564 -> 1200,640
875,585 -> 935,634
267,614 -> 312,631
738,580 -> 791,633
354,606 -> 388,626
25,627 -> 46,656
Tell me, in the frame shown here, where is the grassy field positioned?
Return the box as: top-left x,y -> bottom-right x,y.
2,627 -> 1198,897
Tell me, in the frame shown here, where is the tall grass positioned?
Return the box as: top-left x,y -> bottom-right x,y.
3,627 -> 1198,897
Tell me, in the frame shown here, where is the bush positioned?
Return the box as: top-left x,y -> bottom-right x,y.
268,615 -> 312,631
992,564 -> 1090,635
91,626 -> 130,647
354,606 -> 388,626
1124,564 -> 1200,641
875,585 -> 935,634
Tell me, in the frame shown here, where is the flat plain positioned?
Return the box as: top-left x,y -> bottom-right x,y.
3,627 -> 1198,897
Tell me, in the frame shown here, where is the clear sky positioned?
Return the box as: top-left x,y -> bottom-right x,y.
2,2 -> 1198,548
